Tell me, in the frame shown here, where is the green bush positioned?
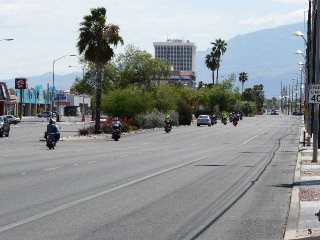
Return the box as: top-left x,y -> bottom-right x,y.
133,109 -> 179,129
101,85 -> 154,118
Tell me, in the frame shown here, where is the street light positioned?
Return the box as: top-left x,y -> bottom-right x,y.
298,61 -> 305,114
52,54 -> 76,118
295,49 -> 306,59
292,31 -> 307,44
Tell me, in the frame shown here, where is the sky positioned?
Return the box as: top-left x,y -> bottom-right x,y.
0,0 -> 307,81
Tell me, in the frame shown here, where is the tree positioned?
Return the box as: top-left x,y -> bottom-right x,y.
77,7 -> 123,133
205,50 -> 219,84
252,84 -> 265,112
115,45 -> 171,88
211,38 -> 227,83
239,72 -> 249,94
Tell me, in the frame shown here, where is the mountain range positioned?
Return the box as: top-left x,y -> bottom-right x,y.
196,22 -> 305,97
3,22 -> 305,97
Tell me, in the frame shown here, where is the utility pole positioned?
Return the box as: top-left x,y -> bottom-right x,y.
313,0 -> 320,162
281,80 -> 283,112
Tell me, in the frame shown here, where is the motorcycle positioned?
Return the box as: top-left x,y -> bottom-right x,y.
232,118 -> 238,127
221,118 -> 227,125
112,127 -> 121,141
164,122 -> 172,133
46,133 -> 56,149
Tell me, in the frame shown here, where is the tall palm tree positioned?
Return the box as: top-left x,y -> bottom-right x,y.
211,38 -> 227,83
77,7 -> 123,133
205,49 -> 219,84
239,72 -> 249,94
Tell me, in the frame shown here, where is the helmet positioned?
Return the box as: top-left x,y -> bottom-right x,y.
114,117 -> 119,121
49,118 -> 55,124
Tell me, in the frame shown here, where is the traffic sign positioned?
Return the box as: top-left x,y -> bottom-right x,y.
309,84 -> 320,103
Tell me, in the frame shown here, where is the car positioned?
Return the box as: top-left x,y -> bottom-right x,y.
37,111 -> 58,118
292,111 -> 303,116
271,109 -> 279,115
100,116 -> 109,123
197,115 -> 212,127
0,116 -> 10,137
4,115 -> 21,124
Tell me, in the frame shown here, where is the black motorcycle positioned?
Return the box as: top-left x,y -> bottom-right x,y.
164,122 -> 172,133
221,118 -> 227,125
112,129 -> 121,141
46,133 -> 56,149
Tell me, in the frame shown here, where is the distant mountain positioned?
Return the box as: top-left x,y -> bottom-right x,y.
196,22 -> 306,97
3,72 -> 82,91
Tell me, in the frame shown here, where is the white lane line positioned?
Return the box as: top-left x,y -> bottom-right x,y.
0,130 -> 266,233
74,164 -> 78,166
43,167 -> 60,171
21,173 -> 26,175
87,161 -> 96,164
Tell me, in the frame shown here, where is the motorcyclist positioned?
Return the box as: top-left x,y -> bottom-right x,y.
112,117 -> 122,131
222,112 -> 228,121
45,118 -> 60,142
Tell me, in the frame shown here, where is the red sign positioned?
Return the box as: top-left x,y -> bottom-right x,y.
15,78 -> 28,89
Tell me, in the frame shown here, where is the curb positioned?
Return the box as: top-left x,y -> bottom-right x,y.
284,150 -> 301,240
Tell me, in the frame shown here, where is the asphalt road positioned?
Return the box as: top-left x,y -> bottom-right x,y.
0,114 -> 301,240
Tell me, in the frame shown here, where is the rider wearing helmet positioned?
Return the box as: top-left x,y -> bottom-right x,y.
164,114 -> 173,127
45,118 -> 60,142
112,117 -> 122,131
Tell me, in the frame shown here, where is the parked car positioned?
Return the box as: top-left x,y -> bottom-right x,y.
292,111 -> 303,116
4,115 -> 21,124
37,111 -> 58,118
0,116 -> 10,137
271,109 -> 279,115
197,115 -> 212,127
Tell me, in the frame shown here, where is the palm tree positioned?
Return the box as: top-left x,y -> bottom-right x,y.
211,38 -> 227,83
205,49 -> 219,84
239,72 -> 249,94
77,7 -> 123,133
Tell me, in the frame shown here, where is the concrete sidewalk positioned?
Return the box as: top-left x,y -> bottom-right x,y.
284,127 -> 320,239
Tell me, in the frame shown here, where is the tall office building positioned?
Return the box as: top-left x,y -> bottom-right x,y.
153,39 -> 196,87
153,39 -> 196,72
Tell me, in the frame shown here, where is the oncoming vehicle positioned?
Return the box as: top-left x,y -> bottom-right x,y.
0,116 -> 10,137
197,115 -> 212,127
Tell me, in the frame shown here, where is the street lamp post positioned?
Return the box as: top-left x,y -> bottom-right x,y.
293,29 -> 312,149
52,54 -> 76,118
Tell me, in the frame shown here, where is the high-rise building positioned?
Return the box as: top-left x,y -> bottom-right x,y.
153,39 -> 196,87
153,39 -> 196,72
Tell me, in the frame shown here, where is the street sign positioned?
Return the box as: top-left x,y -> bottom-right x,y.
309,84 -> 320,104
15,78 -> 27,89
